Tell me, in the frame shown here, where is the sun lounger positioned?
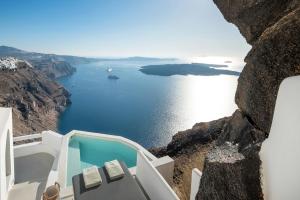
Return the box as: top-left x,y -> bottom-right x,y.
72,161 -> 148,200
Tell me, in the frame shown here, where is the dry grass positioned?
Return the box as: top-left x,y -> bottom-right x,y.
172,143 -> 213,200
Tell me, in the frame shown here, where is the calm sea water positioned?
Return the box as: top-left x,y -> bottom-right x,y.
58,60 -> 239,148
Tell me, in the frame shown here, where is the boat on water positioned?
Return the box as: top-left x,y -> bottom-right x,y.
106,67 -> 113,72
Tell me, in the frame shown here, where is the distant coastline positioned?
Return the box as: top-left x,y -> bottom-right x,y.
139,63 -> 240,76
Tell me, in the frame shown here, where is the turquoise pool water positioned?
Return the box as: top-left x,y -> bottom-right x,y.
67,135 -> 137,186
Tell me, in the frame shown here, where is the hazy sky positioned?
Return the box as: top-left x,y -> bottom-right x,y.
0,0 -> 250,59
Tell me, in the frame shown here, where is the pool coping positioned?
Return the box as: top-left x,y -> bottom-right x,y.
58,130 -> 157,188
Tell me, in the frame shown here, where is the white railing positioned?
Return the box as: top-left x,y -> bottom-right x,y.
136,150 -> 180,200
13,133 -> 42,143
0,108 -> 14,200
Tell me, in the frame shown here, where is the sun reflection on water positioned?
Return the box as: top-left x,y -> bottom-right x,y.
166,75 -> 238,135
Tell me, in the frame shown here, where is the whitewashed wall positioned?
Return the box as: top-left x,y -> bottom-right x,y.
14,131 -> 62,158
260,76 -> 300,200
136,151 -> 179,200
152,156 -> 174,186
0,108 -> 14,200
14,131 -> 63,188
190,168 -> 202,200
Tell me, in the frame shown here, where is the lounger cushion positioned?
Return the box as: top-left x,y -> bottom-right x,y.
83,166 -> 102,189
104,160 -> 125,180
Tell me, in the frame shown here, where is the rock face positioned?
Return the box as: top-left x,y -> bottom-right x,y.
196,111 -> 264,200
150,117 -> 230,157
196,143 -> 262,200
152,1 -> 300,199
0,59 -> 71,135
30,59 -> 76,79
214,0 -> 300,133
217,110 -> 265,155
213,0 -> 300,45
0,46 -> 78,79
149,117 -> 230,200
195,1 -> 300,199
151,112 -> 265,200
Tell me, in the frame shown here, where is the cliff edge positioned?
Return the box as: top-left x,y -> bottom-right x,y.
0,46 -> 77,79
0,57 -> 71,135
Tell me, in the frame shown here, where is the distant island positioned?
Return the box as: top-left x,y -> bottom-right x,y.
139,63 -> 240,76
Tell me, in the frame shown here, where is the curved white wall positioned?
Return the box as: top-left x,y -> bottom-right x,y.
13,131 -> 63,189
260,76 -> 300,200
136,151 -> 179,200
0,108 -> 14,200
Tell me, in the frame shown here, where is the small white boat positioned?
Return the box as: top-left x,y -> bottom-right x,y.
106,67 -> 112,72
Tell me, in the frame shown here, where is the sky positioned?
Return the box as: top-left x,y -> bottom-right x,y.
0,0 -> 250,60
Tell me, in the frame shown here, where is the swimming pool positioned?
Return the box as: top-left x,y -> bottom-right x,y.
67,135 -> 137,185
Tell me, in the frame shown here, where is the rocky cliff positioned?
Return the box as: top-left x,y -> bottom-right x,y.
30,58 -> 76,79
0,46 -> 77,79
0,57 -> 71,135
151,1 -> 300,199
214,0 -> 300,134
199,0 -> 300,198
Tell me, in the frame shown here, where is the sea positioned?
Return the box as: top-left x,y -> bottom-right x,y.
58,59 -> 242,148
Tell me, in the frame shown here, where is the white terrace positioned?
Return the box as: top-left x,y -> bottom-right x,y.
0,108 -> 181,200
1,76 -> 300,200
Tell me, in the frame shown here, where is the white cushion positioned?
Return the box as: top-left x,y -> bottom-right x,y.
104,160 -> 125,180
83,166 -> 102,189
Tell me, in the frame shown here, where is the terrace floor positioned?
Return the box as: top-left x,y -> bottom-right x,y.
7,153 -> 54,200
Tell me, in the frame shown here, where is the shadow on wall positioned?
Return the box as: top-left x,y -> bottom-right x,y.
6,130 -> 11,177
0,108 -> 14,200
